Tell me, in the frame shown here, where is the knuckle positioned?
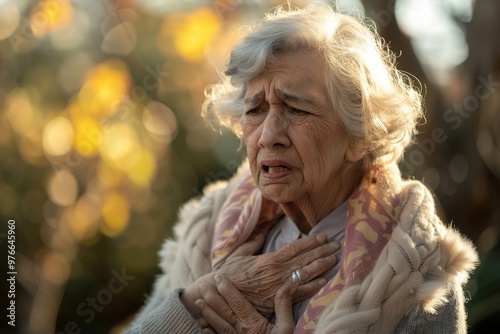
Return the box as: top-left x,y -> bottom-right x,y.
304,257 -> 331,276
232,298 -> 247,314
223,326 -> 236,334
293,253 -> 309,267
204,291 -> 217,303
319,243 -> 334,256
308,244 -> 332,260
218,305 -> 232,318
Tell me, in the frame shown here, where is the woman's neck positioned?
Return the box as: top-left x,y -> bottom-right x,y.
280,168 -> 363,234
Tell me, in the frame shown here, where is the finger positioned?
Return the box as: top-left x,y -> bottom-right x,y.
196,316 -> 210,329
199,283 -> 237,324
292,252 -> 338,286
273,233 -> 329,263
230,233 -> 265,257
274,282 -> 297,334
196,299 -> 237,334
203,328 -> 217,334
215,274 -> 268,327
293,277 -> 328,303
286,238 -> 340,272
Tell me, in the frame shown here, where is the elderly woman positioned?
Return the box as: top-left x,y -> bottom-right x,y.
124,4 -> 479,334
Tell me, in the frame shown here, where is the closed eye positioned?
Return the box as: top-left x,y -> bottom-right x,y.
245,108 -> 262,115
289,107 -> 309,115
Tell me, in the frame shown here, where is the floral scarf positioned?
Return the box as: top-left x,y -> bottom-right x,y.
211,163 -> 405,333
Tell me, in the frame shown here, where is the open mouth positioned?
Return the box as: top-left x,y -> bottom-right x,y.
263,165 -> 290,174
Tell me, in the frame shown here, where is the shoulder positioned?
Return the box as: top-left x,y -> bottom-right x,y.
394,179 -> 478,311
156,161 -> 251,289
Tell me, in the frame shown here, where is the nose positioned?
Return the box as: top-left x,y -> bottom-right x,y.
257,110 -> 291,148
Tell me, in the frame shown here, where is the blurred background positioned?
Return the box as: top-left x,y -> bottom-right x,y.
0,0 -> 498,333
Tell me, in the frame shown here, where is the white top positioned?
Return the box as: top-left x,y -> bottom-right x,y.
261,201 -> 347,323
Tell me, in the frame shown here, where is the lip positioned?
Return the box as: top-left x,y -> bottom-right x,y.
260,159 -> 293,169
260,159 -> 294,180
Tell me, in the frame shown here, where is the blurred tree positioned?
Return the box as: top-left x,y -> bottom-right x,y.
460,0 -> 500,330
365,0 -> 500,330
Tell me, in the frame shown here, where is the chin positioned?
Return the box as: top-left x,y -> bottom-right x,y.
260,185 -> 296,204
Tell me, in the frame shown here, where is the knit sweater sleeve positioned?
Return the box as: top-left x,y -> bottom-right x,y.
394,281 -> 468,334
123,288 -> 203,334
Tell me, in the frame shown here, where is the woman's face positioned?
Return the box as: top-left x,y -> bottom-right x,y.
242,51 -> 355,209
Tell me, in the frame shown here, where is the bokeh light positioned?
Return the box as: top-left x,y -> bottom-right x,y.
158,7 -> 222,62
101,191 -> 130,237
78,59 -> 131,118
47,170 -> 78,207
28,0 -> 73,38
43,116 -> 74,156
143,100 -> 178,143
0,0 -> 21,40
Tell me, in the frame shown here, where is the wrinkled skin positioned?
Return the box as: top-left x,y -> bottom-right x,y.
242,51 -> 364,233
197,274 -> 297,334
180,233 -> 339,327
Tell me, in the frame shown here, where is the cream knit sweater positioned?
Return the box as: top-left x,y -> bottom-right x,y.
125,166 -> 478,333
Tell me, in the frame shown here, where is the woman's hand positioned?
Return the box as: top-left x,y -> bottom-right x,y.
180,233 -> 339,323
196,274 -> 296,334
215,233 -> 339,316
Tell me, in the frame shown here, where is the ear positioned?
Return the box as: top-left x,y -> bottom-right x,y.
345,138 -> 367,162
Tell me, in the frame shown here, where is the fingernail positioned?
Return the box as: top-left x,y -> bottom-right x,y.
318,278 -> 327,286
326,254 -> 336,262
328,241 -> 340,249
214,274 -> 222,285
200,284 -> 208,293
195,299 -> 205,310
316,233 -> 327,242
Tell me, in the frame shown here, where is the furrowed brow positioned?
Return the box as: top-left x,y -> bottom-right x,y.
244,91 -> 265,105
276,89 -> 316,107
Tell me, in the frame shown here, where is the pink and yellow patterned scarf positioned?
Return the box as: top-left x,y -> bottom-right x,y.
211,163 -> 405,333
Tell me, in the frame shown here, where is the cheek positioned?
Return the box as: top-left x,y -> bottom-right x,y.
242,130 -> 260,175
305,124 -> 348,172
243,128 -> 258,157
242,122 -> 258,146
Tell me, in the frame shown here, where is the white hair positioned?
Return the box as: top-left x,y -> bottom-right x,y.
202,4 -> 424,172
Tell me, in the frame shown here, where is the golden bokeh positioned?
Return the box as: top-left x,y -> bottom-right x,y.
0,0 -> 20,40
72,115 -> 102,157
47,170 -> 78,207
100,123 -> 140,170
125,148 -> 156,186
5,89 -> 36,135
29,0 -> 74,38
143,101 -> 178,143
159,7 -> 222,62
101,191 -> 130,237
43,116 -> 74,156
78,59 -> 131,118
41,252 -> 71,286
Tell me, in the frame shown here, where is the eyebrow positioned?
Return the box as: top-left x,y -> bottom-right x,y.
276,89 -> 316,107
243,89 -> 317,107
244,91 -> 265,105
